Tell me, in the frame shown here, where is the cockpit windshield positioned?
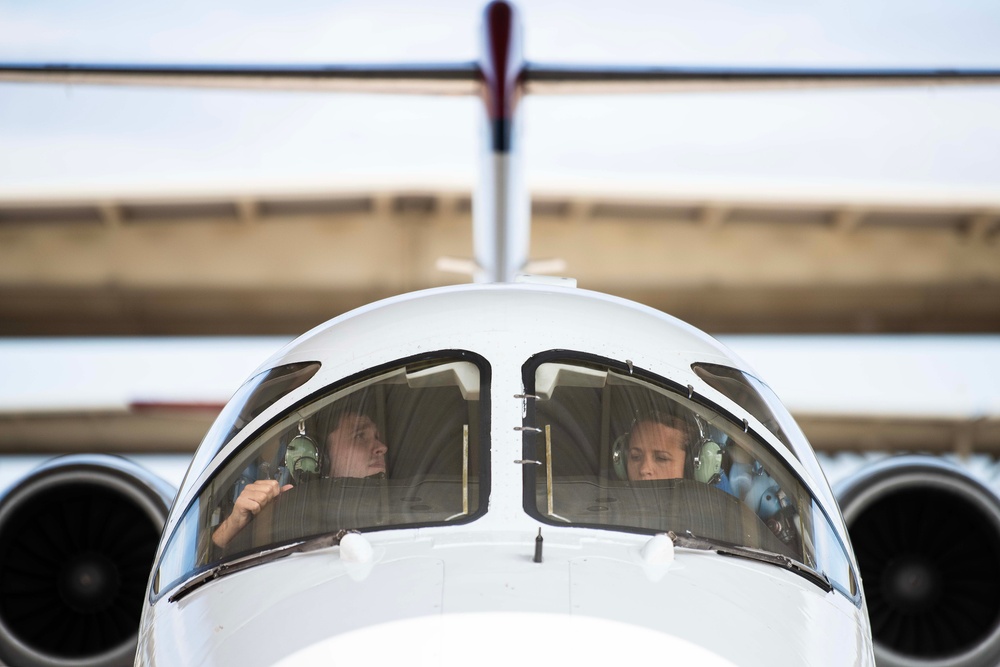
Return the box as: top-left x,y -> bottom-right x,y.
692,362 -> 800,456
521,354 -> 857,599
181,361 -> 322,492
153,352 -> 489,598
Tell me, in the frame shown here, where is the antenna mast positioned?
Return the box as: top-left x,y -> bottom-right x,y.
474,1 -> 529,283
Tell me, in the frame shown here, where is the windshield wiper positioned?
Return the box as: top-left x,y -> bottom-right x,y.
168,529 -> 356,603
667,530 -> 833,594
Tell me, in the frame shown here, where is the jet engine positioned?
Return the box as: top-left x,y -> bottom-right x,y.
837,456 -> 1000,667
0,455 -> 174,667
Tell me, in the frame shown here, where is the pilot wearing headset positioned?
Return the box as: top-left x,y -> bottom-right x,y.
612,409 -> 733,494
211,408 -> 388,549
617,411 -> 694,482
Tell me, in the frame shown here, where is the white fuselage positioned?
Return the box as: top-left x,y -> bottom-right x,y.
137,283 -> 874,666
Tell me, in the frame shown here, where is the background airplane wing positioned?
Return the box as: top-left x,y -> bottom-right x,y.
522,64 -> 1000,92
3,61 -> 1000,93
0,62 -> 481,94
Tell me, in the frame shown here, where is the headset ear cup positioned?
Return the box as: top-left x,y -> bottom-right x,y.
611,433 -> 630,481
692,440 -> 723,484
285,434 -> 321,483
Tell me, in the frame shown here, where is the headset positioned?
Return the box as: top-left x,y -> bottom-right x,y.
690,415 -> 726,486
610,431 -> 632,481
612,411 -> 725,482
277,419 -> 321,486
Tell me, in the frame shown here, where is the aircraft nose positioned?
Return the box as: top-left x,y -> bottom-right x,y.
270,614 -> 739,666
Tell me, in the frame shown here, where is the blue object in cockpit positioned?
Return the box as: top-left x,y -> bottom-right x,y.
714,469 -> 733,495
232,465 -> 256,503
744,473 -> 782,521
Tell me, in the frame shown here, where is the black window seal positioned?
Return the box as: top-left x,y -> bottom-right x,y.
150,349 -> 492,604
520,349 -> 860,607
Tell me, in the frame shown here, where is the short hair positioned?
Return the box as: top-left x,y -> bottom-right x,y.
631,409 -> 693,452
313,392 -> 379,476
319,391 -> 377,434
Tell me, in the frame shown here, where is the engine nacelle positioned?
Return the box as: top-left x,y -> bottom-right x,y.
0,455 -> 174,667
837,456 -> 1000,667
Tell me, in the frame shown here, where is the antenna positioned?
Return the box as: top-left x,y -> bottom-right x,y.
475,1 -> 529,283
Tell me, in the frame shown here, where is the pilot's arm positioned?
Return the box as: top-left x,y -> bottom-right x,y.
211,479 -> 292,548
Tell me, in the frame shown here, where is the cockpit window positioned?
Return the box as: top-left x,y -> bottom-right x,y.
153,352 -> 489,599
522,354 -> 857,601
691,362 -> 795,454
183,361 -> 322,490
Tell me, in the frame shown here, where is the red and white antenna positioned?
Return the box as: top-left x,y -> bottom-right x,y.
475,1 -> 528,283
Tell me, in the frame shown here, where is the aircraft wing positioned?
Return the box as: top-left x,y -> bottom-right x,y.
524,64 -> 1000,93
3,61 -> 1000,93
0,62 -> 480,94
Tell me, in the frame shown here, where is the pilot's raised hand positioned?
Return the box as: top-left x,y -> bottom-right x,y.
211,479 -> 293,548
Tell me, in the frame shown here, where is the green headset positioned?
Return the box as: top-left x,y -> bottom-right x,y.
690,415 -> 725,485
610,413 -> 723,483
610,431 -> 632,481
281,419 -> 321,484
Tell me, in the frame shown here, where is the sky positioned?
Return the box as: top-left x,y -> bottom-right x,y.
1,0 -> 1000,195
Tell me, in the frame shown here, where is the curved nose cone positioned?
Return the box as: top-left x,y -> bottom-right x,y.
273,613 -> 739,666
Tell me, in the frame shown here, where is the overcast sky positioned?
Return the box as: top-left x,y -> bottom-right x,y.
1,0 -> 999,195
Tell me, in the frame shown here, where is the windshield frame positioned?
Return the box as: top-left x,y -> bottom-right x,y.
150,348 -> 492,603
520,349 -> 860,605
180,361 -> 322,493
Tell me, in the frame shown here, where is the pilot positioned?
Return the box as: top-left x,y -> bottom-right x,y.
625,412 -> 692,481
211,408 -> 388,548
324,411 -> 388,479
